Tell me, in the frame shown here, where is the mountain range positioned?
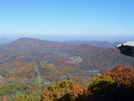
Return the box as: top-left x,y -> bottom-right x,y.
0,37 -> 134,100
0,37 -> 134,76
1,37 -> 134,69
0,37 -> 122,48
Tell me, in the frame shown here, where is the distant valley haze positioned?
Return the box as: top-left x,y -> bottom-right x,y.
0,37 -> 127,49
0,34 -> 133,43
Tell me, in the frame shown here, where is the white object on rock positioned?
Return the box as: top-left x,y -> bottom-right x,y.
115,41 -> 134,57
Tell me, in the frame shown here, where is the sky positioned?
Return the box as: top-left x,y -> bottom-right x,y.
0,0 -> 134,42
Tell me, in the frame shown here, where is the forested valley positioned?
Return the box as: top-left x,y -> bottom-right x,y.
0,38 -> 134,101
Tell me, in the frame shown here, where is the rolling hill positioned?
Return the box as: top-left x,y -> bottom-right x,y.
0,38 -> 134,71
0,37 -> 134,100
64,41 -> 122,48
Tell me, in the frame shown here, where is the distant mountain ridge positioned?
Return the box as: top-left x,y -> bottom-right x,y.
0,38 -> 72,52
64,41 -> 122,48
0,37 -> 122,48
0,38 -> 14,45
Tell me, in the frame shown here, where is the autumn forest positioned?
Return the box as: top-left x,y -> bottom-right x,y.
0,38 -> 134,101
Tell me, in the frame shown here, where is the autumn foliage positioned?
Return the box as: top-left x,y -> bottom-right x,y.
40,66 -> 134,101
1,38 -> 134,101
40,80 -> 88,101
88,66 -> 134,101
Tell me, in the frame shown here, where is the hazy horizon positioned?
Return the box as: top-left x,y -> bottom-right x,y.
1,35 -> 133,43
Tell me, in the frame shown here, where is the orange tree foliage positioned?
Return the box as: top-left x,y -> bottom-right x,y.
41,80 -> 88,101
41,80 -> 73,101
40,66 -> 134,101
88,66 -> 134,101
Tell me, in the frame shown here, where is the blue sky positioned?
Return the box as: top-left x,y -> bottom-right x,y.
0,0 -> 134,41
